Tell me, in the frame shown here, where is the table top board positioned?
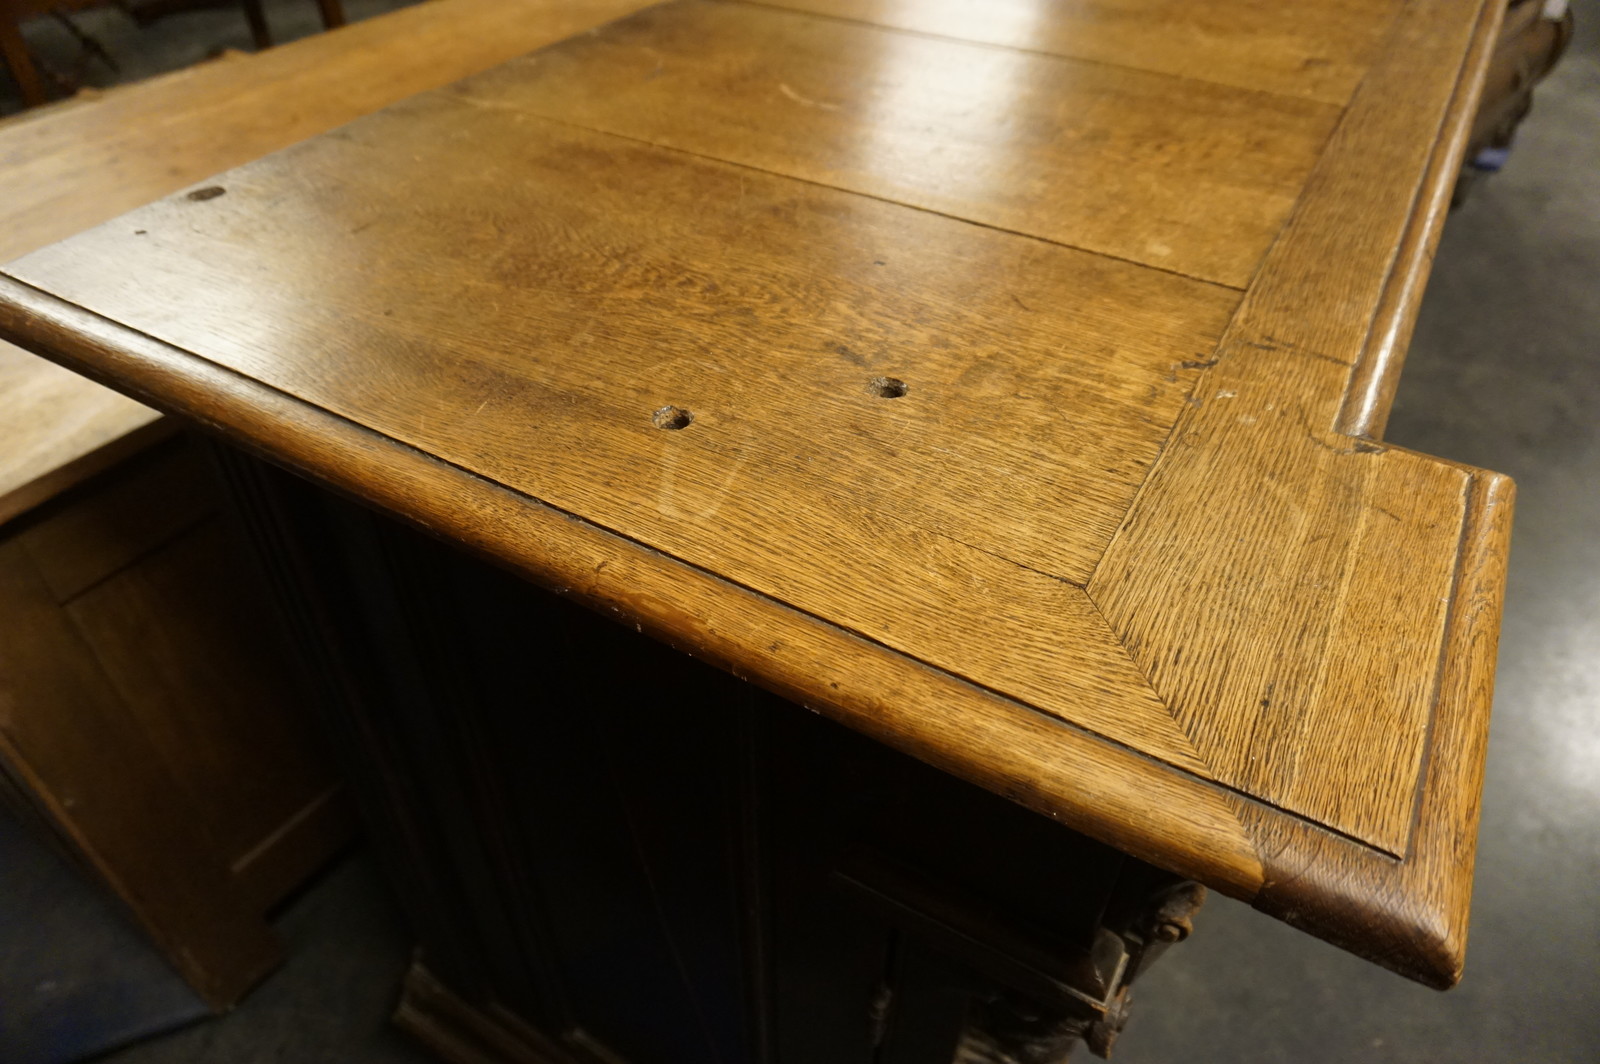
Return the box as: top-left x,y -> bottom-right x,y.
0,0 -> 1513,987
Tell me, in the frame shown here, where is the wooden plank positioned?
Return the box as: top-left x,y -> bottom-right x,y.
459,0 -> 1338,285
0,0 -> 662,265
1230,472 -> 1512,988
1091,0 -> 1503,854
747,0 -> 1400,104
229,783 -> 356,915
6,101 -> 1238,770
1335,0 -> 1526,438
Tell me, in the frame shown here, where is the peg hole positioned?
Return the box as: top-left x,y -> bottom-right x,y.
868,376 -> 908,398
652,406 -> 694,430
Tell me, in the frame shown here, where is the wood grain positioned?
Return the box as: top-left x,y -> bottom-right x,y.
0,275 -> 1269,897
1336,0 -> 1516,439
459,0 -> 1338,285
745,0 -> 1400,104
1090,0 -> 1504,859
0,0 -> 661,266
7,101 -> 1239,770
1232,470 -> 1512,988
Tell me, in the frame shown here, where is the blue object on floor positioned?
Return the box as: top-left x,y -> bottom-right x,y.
1472,144 -> 1513,171
0,810 -> 208,1064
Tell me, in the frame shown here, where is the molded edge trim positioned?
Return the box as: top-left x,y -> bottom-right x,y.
0,274 -> 1266,900
1337,0 -> 1506,438
1239,470 -> 1512,987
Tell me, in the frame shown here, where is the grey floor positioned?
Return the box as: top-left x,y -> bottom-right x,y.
5,1 -> 1598,1062
88,855 -> 433,1064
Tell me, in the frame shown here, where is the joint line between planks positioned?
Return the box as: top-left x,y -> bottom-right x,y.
718,0 -> 1358,109
434,88 -> 1246,294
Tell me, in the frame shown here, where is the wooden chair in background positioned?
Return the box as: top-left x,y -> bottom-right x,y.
0,0 -> 348,110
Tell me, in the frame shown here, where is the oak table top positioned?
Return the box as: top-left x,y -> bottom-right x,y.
0,0 -> 1513,988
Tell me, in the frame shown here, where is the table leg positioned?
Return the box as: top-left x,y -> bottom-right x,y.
241,0 -> 271,50
314,0 -> 346,30
0,18 -> 47,108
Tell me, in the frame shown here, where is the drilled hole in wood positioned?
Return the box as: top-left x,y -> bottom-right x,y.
652,406 -> 694,430
869,376 -> 908,398
186,186 -> 226,202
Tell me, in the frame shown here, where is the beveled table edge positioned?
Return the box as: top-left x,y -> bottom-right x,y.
0,267 -> 1510,986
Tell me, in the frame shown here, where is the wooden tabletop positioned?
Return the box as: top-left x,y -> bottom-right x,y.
0,0 -> 1512,987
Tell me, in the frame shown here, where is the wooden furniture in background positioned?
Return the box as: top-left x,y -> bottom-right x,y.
243,0 -> 347,49
0,433 -> 353,1008
126,0 -> 347,52
0,0 -> 351,111
0,0 -> 101,108
0,0 -> 1525,1055
1457,0 -> 1573,197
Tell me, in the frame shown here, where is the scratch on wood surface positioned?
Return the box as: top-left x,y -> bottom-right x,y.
638,45 -> 665,80
657,440 -> 746,521
778,83 -> 841,111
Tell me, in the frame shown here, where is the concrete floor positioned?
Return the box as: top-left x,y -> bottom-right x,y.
5,1 -> 1595,1061
90,855 -> 432,1064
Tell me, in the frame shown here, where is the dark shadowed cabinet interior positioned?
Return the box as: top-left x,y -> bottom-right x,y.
0,0 -> 1550,1059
